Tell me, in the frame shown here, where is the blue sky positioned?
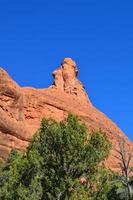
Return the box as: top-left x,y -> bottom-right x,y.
0,0 -> 133,140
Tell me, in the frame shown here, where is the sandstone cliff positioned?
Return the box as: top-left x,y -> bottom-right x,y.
0,58 -> 132,171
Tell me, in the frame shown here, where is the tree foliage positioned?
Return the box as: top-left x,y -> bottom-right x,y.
0,114 -> 113,200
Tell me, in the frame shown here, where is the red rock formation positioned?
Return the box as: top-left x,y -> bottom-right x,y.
0,58 -> 132,171
51,58 -> 90,103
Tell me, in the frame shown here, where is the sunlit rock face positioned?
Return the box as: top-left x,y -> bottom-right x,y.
51,58 -> 90,103
0,58 -> 132,172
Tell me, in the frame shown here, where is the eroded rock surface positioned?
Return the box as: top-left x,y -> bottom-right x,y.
0,58 -> 132,171
51,58 -> 90,103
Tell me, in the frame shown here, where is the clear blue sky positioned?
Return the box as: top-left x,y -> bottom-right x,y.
0,1 -> 133,140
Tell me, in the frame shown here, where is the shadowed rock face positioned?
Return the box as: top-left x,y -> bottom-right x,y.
0,58 -> 132,171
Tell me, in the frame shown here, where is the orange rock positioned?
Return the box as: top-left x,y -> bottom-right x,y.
0,58 -> 132,171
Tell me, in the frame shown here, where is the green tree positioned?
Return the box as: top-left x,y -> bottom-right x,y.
0,114 -> 111,200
